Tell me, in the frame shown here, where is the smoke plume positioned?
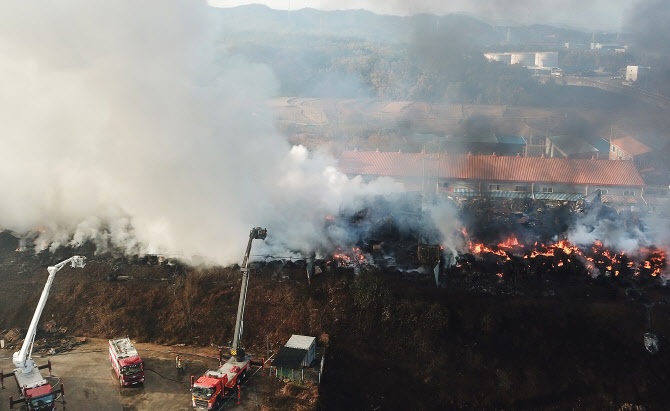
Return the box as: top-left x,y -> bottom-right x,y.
0,0 -> 403,265
567,202 -> 669,258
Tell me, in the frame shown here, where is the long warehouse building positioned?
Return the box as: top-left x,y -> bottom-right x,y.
338,150 -> 646,204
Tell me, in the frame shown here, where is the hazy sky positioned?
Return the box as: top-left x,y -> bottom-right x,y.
208,0 -> 631,29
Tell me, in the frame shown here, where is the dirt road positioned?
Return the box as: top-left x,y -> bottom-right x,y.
0,339 -> 271,410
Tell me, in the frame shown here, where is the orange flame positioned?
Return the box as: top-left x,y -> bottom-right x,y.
462,237 -> 666,280
498,235 -> 523,249
469,242 -> 508,258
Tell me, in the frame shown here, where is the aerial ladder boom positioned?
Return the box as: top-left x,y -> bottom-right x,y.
12,256 -> 86,373
230,227 -> 266,361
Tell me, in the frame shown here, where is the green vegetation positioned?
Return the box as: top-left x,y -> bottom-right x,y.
216,6 -> 639,108
229,34 -> 549,105
227,33 -> 636,110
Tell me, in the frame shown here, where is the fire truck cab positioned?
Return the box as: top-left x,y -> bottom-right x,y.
109,338 -> 145,387
191,375 -> 225,409
191,354 -> 251,409
9,366 -> 57,411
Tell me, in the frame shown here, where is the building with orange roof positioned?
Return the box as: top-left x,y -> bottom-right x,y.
609,137 -> 656,171
339,150 -> 646,202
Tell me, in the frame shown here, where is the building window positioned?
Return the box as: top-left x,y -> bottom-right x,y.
454,188 -> 472,193
623,190 -> 636,196
489,184 -> 500,191
612,146 -> 616,152
441,182 -> 449,187
600,189 -> 608,195
515,185 -> 529,192
542,187 -> 553,193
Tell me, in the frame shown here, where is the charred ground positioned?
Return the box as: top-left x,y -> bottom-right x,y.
1,217 -> 669,410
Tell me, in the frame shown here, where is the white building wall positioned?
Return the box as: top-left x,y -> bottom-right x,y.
626,66 -> 639,82
444,180 -> 642,197
534,52 -> 559,68
484,53 -> 512,63
626,66 -> 650,82
511,52 -> 535,66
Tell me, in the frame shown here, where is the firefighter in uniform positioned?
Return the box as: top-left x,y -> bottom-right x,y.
176,355 -> 183,375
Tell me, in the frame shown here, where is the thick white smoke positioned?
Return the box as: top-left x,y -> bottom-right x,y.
0,0 -> 402,264
426,200 -> 465,265
567,202 -> 670,258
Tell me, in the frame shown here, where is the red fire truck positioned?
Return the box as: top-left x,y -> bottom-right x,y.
191,355 -> 250,409
4,256 -> 85,410
191,227 -> 266,409
109,338 -> 145,387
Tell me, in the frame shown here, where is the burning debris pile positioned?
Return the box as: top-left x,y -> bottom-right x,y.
315,195 -> 668,292
319,194 -> 443,273
329,247 -> 368,267
458,234 -> 667,281
431,197 -> 666,284
5,190 -> 668,295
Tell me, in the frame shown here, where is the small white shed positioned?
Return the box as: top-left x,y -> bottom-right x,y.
284,335 -> 316,367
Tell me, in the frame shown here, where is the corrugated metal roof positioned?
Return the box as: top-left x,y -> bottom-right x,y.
610,137 -> 653,156
445,133 -> 525,145
534,193 -> 585,201
593,138 -> 611,153
338,151 -> 645,187
285,335 -> 316,350
601,195 -> 646,204
456,191 -> 584,201
447,133 -> 497,144
496,133 -> 526,145
548,135 -> 599,156
457,191 -> 529,198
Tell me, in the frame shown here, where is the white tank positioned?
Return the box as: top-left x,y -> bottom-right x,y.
510,52 -> 535,66
484,53 -> 512,63
534,52 -> 558,68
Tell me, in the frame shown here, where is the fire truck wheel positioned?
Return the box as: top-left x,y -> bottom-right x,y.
240,370 -> 246,381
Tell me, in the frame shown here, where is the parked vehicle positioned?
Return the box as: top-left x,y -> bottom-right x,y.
191,227 -> 266,409
109,338 -> 145,387
4,256 -> 86,410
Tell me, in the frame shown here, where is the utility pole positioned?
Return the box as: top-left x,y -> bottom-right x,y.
422,145 -> 426,196
610,125 -> 613,142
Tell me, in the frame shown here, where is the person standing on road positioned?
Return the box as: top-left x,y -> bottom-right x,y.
176,355 -> 183,375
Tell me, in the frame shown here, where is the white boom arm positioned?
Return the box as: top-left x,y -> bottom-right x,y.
231,227 -> 266,361
13,255 -> 86,373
